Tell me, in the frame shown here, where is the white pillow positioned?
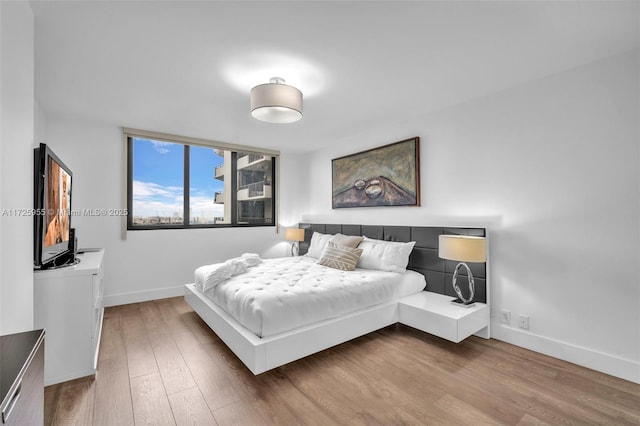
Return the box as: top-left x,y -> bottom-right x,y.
357,236 -> 416,273
306,231 -> 333,259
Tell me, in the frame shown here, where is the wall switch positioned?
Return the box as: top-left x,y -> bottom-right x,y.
519,315 -> 530,330
500,309 -> 511,324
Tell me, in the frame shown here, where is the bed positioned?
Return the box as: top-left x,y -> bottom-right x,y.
184,223 -> 487,374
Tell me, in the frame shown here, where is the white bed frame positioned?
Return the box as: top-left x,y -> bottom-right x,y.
184,283 -> 399,375
185,224 -> 490,375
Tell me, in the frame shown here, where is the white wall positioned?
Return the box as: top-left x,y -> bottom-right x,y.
301,50 -> 640,383
35,101 -> 47,144
0,0 -> 35,335
43,116 -> 306,306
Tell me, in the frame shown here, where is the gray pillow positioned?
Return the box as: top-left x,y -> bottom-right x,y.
330,233 -> 364,248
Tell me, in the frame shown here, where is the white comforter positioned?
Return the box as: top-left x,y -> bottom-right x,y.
200,256 -> 425,338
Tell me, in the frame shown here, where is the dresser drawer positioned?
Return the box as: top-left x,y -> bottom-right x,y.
92,272 -> 103,308
92,307 -> 102,337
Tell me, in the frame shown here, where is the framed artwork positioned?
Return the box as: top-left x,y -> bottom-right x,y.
332,137 -> 420,208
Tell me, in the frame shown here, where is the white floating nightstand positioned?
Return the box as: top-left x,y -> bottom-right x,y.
398,291 -> 489,343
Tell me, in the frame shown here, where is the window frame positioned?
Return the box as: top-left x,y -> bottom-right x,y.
124,129 -> 278,231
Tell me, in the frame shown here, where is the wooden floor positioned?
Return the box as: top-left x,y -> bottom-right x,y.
44,297 -> 640,425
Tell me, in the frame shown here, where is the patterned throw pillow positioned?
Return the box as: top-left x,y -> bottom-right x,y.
318,241 -> 363,271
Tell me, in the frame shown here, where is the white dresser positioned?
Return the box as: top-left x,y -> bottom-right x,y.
34,249 -> 104,386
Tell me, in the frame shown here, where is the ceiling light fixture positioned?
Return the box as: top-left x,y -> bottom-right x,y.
250,77 -> 303,124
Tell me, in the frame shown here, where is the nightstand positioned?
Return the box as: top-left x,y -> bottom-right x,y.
398,291 -> 489,343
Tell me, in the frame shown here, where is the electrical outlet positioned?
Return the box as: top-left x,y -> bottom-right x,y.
500,309 -> 511,324
519,315 -> 530,330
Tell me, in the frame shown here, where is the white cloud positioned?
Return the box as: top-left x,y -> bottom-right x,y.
150,140 -> 174,154
132,199 -> 184,218
132,180 -> 224,219
190,195 -> 224,217
133,181 -> 181,198
132,181 -> 182,217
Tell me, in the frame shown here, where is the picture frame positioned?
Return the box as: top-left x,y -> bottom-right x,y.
331,137 -> 420,209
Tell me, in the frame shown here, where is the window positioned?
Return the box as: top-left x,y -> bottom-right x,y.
126,133 -> 276,229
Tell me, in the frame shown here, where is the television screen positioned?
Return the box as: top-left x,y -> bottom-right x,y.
44,157 -> 72,248
34,144 -> 73,268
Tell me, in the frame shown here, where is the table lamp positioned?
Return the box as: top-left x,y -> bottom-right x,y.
438,235 -> 486,307
285,228 -> 305,256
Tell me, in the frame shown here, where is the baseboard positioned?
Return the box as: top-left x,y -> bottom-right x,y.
491,321 -> 640,384
103,285 -> 185,307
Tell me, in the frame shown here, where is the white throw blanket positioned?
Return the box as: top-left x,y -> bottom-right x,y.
194,253 -> 262,292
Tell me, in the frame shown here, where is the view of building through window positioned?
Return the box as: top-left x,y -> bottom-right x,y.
189,145 -> 225,224
129,137 -> 274,228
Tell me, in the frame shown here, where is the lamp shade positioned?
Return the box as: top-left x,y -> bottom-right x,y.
438,235 -> 486,263
284,228 -> 305,242
251,77 -> 303,124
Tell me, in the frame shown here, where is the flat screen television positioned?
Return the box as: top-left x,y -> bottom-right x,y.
34,143 -> 73,269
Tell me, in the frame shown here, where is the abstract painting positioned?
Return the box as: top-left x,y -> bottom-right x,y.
332,137 -> 420,208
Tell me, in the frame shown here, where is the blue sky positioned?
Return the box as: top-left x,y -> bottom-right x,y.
132,138 -> 224,218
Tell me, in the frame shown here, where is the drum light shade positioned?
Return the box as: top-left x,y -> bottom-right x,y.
284,228 -> 305,242
251,77 -> 303,123
438,235 -> 486,263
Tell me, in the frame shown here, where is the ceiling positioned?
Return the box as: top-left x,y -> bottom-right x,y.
31,1 -> 639,153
